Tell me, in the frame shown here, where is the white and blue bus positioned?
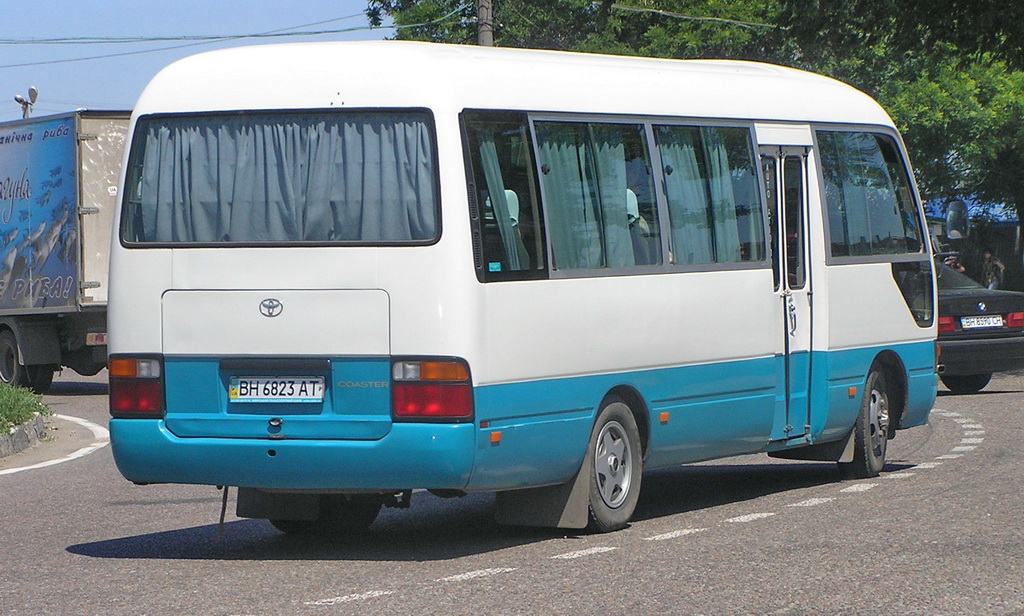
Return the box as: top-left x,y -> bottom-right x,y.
108,42 -> 937,533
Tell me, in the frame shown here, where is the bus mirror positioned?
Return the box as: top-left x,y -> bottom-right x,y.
946,199 -> 969,240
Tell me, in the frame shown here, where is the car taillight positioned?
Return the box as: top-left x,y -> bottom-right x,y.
109,356 -> 165,418
392,359 -> 473,421
1007,312 -> 1024,328
938,316 -> 956,333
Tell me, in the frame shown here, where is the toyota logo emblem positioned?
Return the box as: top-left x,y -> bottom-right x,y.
259,298 -> 283,318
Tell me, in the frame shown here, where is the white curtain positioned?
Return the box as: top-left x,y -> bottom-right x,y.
535,122 -> 633,269
133,112 -> 437,243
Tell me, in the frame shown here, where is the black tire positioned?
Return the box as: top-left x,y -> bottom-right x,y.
0,330 -> 56,393
0,330 -> 30,389
940,373 -> 992,395
587,397 -> 642,533
839,369 -> 890,479
270,495 -> 382,535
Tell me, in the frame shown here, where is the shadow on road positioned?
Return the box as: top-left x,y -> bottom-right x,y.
46,379 -> 108,397
65,458 -> 914,561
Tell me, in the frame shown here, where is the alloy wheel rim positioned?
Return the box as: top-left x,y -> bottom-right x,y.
868,387 -> 890,456
595,420 -> 632,509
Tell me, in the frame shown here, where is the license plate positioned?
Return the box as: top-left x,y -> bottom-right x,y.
961,315 -> 1004,329
229,377 -> 325,403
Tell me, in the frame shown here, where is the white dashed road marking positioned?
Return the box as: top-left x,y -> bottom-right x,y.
788,497 -> 835,507
645,528 -> 708,541
304,590 -> 395,606
840,483 -> 877,493
437,568 -> 517,582
725,512 -> 776,523
550,547 -> 617,560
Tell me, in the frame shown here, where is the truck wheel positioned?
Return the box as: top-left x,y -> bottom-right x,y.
0,330 -> 31,389
27,365 -> 55,394
586,397 -> 642,533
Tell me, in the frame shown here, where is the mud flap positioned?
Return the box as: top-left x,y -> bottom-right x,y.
766,429 -> 856,463
493,445 -> 592,529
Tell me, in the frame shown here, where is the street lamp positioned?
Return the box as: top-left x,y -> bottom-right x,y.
13,86 -> 37,119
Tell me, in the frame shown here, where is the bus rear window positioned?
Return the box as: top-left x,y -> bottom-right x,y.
121,111 -> 439,245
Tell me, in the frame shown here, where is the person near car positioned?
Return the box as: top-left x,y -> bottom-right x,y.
944,255 -> 966,273
980,248 -> 1006,290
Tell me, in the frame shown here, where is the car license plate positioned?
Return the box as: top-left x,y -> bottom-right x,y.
229,377 -> 325,403
961,315 -> 1004,329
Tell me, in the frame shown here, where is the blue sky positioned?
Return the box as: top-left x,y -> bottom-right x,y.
0,1 -> 394,123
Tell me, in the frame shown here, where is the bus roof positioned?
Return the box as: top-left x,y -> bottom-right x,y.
134,41 -> 894,127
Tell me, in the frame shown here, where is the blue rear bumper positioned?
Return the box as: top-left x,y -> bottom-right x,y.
110,419 -> 476,490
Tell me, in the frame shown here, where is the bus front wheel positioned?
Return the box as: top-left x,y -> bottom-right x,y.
839,369 -> 890,479
587,398 -> 642,532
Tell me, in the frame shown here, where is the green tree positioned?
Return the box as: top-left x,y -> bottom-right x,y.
366,0 -> 1024,221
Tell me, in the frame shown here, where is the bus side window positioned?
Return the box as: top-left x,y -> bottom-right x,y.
818,131 -> 924,258
462,111 -> 546,281
533,121 -> 661,271
655,125 -> 765,266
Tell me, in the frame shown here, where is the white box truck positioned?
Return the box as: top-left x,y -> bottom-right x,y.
0,111 -> 129,392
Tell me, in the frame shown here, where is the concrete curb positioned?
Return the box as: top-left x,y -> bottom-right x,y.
0,414 -> 47,458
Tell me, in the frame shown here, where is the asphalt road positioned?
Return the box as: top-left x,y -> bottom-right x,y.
1,370 -> 1021,615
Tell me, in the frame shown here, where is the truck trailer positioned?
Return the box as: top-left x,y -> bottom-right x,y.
0,111 -> 129,392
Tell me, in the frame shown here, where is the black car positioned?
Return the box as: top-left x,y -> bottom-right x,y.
936,263 -> 1024,393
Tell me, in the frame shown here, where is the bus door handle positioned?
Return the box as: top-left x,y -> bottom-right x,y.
787,299 -> 798,336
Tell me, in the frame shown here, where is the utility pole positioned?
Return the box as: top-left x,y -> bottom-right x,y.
478,0 -> 494,46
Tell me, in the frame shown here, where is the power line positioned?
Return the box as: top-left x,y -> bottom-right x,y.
0,12 -> 370,45
0,6 -> 467,71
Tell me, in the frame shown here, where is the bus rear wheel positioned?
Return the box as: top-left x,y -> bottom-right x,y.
839,369 -> 890,479
587,398 -> 642,533
270,495 -> 382,535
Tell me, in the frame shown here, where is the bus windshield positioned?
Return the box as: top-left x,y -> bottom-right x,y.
121,110 -> 439,246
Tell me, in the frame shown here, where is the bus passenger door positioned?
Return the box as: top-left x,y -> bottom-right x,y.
761,147 -> 812,440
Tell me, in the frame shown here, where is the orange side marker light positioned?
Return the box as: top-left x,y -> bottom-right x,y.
659,412 -> 670,425
490,431 -> 502,445
848,387 -> 858,398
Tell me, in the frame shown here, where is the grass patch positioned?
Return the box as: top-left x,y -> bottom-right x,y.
0,383 -> 50,432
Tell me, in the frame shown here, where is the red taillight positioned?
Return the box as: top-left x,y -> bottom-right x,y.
391,359 -> 473,421
938,316 -> 956,333
393,383 -> 473,419
1007,312 -> 1024,328
109,356 -> 164,418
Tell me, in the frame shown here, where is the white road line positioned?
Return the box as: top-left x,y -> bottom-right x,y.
961,438 -> 985,444
952,446 -> 977,452
915,462 -> 942,469
550,547 -> 617,560
885,472 -> 916,479
788,497 -> 835,507
936,454 -> 963,460
840,483 -> 877,493
952,418 -> 971,424
437,568 -> 516,582
963,430 -> 986,436
644,528 -> 708,541
304,590 -> 394,606
962,424 -> 984,429
0,414 -> 109,476
725,512 -> 776,523
931,410 -> 958,416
